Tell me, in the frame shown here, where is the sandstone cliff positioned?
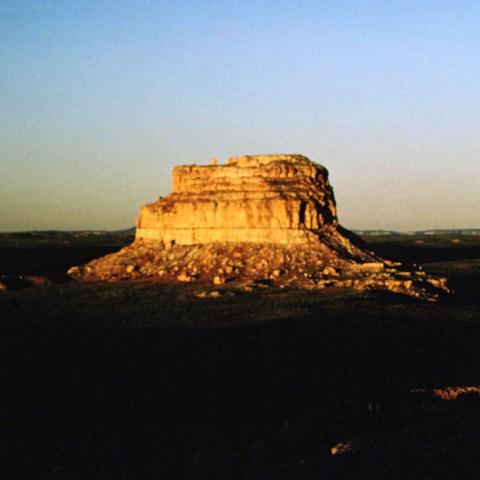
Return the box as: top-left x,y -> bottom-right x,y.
136,155 -> 338,245
69,154 -> 450,301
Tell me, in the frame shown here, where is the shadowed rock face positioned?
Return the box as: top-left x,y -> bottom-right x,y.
136,155 -> 338,244
69,154 -> 450,301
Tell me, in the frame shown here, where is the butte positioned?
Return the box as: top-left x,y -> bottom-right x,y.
68,154 -> 449,300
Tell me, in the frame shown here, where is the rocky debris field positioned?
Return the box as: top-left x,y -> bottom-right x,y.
68,240 -> 450,301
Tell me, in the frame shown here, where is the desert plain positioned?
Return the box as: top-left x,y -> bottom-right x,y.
1,227 -> 480,479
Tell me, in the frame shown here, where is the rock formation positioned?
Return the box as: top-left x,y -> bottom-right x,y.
136,154 -> 338,245
68,154 -> 450,301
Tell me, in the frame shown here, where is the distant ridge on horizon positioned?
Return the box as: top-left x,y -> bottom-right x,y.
354,228 -> 480,236
1,227 -> 480,237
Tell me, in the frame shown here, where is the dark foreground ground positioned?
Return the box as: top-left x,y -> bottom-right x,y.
1,232 -> 479,479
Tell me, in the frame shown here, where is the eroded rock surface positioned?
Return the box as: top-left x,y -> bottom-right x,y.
69,154 -> 450,301
136,154 -> 338,244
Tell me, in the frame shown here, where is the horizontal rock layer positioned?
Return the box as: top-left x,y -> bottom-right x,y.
136,155 -> 337,244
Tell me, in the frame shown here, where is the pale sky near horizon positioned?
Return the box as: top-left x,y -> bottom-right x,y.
1,0 -> 479,232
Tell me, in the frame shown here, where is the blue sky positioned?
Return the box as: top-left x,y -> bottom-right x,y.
1,0 -> 479,231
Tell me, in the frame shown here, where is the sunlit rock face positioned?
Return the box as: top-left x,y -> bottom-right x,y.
69,154 -> 451,301
136,155 -> 338,244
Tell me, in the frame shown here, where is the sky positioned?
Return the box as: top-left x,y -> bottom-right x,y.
1,0 -> 479,231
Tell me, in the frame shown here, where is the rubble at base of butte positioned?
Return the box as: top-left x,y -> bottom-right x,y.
68,154 -> 450,301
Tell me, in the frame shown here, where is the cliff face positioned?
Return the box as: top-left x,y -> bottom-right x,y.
69,154 -> 450,301
136,155 -> 338,244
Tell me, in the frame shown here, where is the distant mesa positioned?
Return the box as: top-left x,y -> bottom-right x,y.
136,154 -> 338,245
68,154 -> 450,301
133,153 -> 390,260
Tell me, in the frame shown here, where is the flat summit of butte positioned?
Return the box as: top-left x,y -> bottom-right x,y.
69,154 -> 449,300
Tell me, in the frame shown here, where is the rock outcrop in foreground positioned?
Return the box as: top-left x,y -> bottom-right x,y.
69,155 -> 449,301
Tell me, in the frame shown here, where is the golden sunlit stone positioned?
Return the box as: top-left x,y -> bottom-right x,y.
69,154 -> 451,301
136,154 -> 338,244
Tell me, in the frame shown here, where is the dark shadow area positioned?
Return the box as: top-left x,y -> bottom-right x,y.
0,244 -> 125,277
435,270 -> 480,305
337,225 -> 374,252
365,239 -> 480,265
1,233 -> 479,478
2,283 -> 480,479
